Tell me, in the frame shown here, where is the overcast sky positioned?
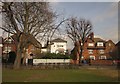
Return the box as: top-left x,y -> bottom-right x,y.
0,1 -> 118,49
49,2 -> 118,49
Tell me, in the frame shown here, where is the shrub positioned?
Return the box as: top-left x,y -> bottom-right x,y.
41,53 -> 70,59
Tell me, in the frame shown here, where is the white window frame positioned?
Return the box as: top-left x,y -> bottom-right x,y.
88,50 -> 93,54
0,44 -> 3,47
89,56 -> 95,60
99,56 -> 106,60
99,49 -> 104,54
4,46 -> 11,53
81,56 -> 84,59
109,43 -> 111,46
8,39 -> 12,43
97,42 -> 104,46
88,43 -> 94,46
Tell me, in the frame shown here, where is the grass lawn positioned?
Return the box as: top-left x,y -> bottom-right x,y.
2,68 -> 118,82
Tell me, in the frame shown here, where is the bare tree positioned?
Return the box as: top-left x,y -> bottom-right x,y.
1,2 -> 65,69
66,17 -> 93,65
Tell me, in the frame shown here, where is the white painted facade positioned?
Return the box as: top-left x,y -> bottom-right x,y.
41,48 -> 47,53
40,38 -> 67,54
50,42 -> 67,54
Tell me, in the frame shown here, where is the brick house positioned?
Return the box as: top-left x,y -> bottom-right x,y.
71,33 -> 115,65
2,35 -> 41,61
109,41 -> 120,61
2,36 -> 17,59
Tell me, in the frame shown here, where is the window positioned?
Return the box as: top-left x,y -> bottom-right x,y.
0,44 -> 3,47
6,38 -> 12,43
88,43 -> 94,46
89,56 -> 95,60
109,43 -> 111,46
57,45 -> 63,47
31,46 -> 35,51
99,49 -> 104,54
81,56 -> 84,59
8,39 -> 12,43
99,56 -> 106,60
97,42 -> 104,46
88,50 -> 93,54
4,46 -> 11,52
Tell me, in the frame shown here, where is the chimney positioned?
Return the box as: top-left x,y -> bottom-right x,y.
91,32 -> 94,40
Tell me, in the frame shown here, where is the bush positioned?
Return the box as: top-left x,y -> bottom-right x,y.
41,53 -> 70,59
8,51 -> 16,64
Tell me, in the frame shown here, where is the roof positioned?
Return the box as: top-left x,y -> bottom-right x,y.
3,34 -> 42,48
107,40 -> 115,45
51,38 -> 67,43
116,41 -> 120,46
93,38 -> 105,43
24,34 -> 42,48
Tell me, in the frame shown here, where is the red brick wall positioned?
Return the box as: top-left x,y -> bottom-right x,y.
91,60 -> 113,65
80,39 -> 115,60
3,43 -> 17,52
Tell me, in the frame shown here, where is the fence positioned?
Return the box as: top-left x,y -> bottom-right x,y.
31,59 -> 71,65
27,59 -> 115,66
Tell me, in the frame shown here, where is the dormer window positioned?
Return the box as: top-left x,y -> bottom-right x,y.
88,43 -> 94,46
97,42 -> 104,46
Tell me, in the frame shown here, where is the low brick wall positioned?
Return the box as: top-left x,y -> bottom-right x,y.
91,60 -> 113,65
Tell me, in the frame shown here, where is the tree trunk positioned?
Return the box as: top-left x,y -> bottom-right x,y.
79,48 -> 83,65
13,43 -> 22,69
74,42 -> 81,65
22,51 -> 27,65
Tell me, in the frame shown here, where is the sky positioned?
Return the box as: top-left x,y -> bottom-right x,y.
49,2 -> 118,49
0,1 -> 118,49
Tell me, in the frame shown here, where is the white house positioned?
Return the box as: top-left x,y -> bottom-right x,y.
40,38 -> 67,54
50,38 -> 67,54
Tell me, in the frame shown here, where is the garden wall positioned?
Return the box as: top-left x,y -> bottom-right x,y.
91,60 -> 113,65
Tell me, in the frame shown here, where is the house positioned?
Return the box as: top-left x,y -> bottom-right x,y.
71,33 -> 115,64
41,38 -> 67,54
2,36 -> 17,59
50,38 -> 67,54
2,34 -> 41,61
82,38 -> 115,60
110,41 -> 120,60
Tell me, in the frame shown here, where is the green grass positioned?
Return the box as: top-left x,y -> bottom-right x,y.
2,68 -> 118,82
